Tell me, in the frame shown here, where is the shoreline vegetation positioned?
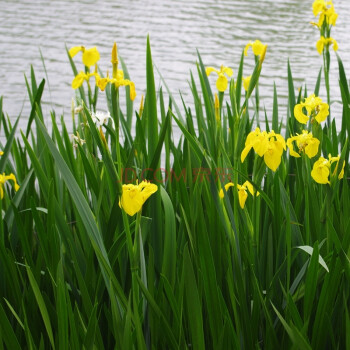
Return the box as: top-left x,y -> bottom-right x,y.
0,1 -> 349,348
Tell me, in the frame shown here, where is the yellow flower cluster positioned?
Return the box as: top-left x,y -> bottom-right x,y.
205,40 -> 266,93
219,181 -> 259,209
312,0 -> 338,54
241,128 -> 286,172
119,181 -> 158,216
294,94 -> 329,124
311,155 -> 345,184
69,43 -> 136,101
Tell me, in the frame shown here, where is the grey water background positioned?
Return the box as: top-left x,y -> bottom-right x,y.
1,0 -> 349,130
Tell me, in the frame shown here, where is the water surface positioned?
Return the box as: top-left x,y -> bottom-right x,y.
1,0 -> 349,127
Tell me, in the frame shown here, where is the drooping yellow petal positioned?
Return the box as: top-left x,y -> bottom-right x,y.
287,137 -> 301,158
243,181 -> 255,196
244,43 -> 252,56
72,72 -> 87,89
237,186 -> 248,209
4,173 -> 20,192
316,37 -> 325,54
241,145 -> 253,163
69,46 -> 84,58
304,138 -> 320,158
311,157 -> 330,184
216,74 -> 228,92
205,67 -> 219,76
222,66 -> 233,77
294,104 -> 309,124
0,151 -> 3,156
219,182 -> 235,198
315,103 -> 329,123
82,47 -> 100,67
0,172 -> 19,198
264,142 -> 282,171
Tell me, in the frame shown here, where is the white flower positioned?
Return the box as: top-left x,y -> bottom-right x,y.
70,132 -> 86,147
90,111 -> 114,128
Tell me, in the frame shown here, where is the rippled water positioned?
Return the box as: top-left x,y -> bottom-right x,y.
1,0 -> 349,127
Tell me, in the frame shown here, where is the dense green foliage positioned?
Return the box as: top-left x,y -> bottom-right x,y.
0,34 -> 349,349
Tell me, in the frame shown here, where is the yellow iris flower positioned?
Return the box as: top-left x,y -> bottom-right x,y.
286,130 -> 320,158
311,155 -> 345,184
294,94 -> 329,124
312,0 -> 338,26
241,128 -> 286,172
119,181 -> 158,216
0,173 -> 20,199
93,69 -> 136,100
205,65 -> 233,92
71,71 -> 96,89
244,40 -> 267,57
316,36 -> 338,54
69,46 -> 100,68
219,181 -> 259,209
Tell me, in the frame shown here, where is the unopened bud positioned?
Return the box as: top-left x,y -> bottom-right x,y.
138,94 -> 144,118
215,93 -> 220,122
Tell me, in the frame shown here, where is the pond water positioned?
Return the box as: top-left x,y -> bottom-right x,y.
1,0 -> 349,129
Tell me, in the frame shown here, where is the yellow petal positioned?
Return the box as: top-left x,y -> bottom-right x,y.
219,182 -> 235,198
244,42 -> 252,56
238,188 -> 248,209
315,103 -> 329,123
243,76 -> 251,92
216,74 -> 228,92
0,151 -> 3,156
241,145 -> 252,163
82,47 -> 100,67
294,104 -> 309,124
205,67 -> 219,76
252,40 -> 265,56
222,67 -> 233,77
287,137 -> 300,158
316,37 -> 325,55
264,143 -> 282,171
253,134 -> 269,157
304,138 -> 320,158
332,38 -> 338,51
71,72 -> 87,89
69,46 -> 84,58
311,158 -> 330,184
243,181 -> 255,196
